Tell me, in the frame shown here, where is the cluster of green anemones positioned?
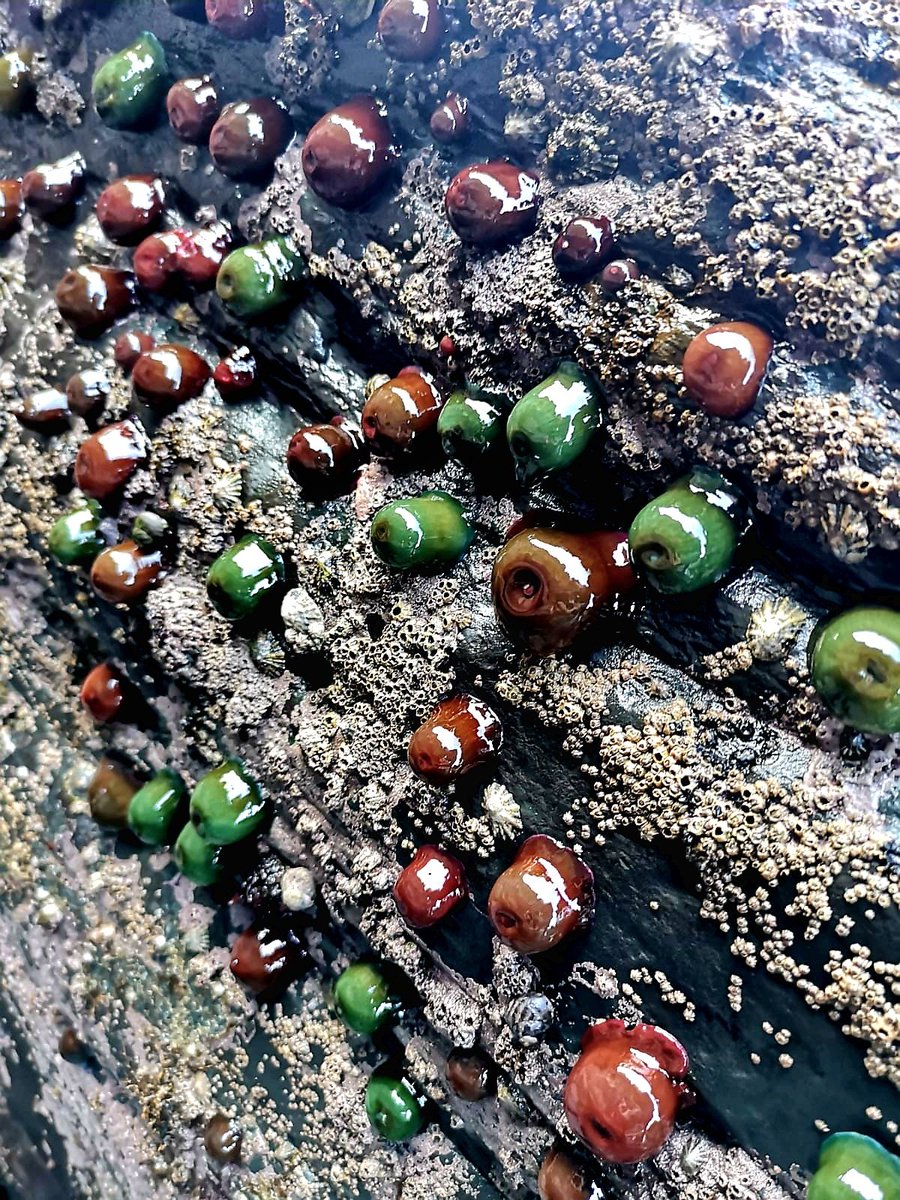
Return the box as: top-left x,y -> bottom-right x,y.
333,962 -> 426,1141
436,361 -> 600,479
121,760 -> 267,887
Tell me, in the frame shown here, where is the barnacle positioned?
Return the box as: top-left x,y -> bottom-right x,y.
746,599 -> 805,662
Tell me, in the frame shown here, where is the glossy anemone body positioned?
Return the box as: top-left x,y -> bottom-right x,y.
190,758 -> 266,845
216,237 -> 306,317
287,421 -> 365,493
214,346 -> 258,399
88,758 -> 138,827
90,539 -> 165,605
563,1019 -> 690,1164
0,48 -> 34,114
167,75 -> 220,141
599,258 -> 640,292
0,179 -> 24,237
362,371 -> 443,454
628,468 -> 746,594
301,98 -> 394,209
92,33 -> 169,129
392,845 -> 467,927
334,962 -> 399,1034
437,389 -> 505,461
134,229 -> 191,291
79,663 -> 126,723
66,369 -> 111,419
491,527 -> 635,654
430,92 -> 469,143
95,176 -> 164,244
55,265 -> 136,338
377,0 -> 443,61
22,152 -> 85,220
446,1049 -> 494,1101
74,420 -> 147,500
808,1132 -> 900,1200
407,693 -> 502,783
537,1146 -> 601,1200
135,221 -> 233,292
132,343 -> 210,408
809,607 -> 900,735
206,534 -> 285,621
230,923 -> 303,995
506,362 -> 601,483
15,388 -> 70,429
682,321 -> 773,418
114,331 -> 155,373
370,491 -> 474,570
127,769 -> 185,845
174,821 -> 222,885
487,834 -> 594,955
204,1114 -> 242,1164
206,0 -> 270,36
48,502 -> 106,565
445,161 -> 540,247
552,216 -> 615,281
209,99 -> 293,179
365,1070 -> 426,1142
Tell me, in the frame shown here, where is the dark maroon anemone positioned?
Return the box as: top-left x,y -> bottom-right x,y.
444,161 -> 540,247
301,97 -> 395,209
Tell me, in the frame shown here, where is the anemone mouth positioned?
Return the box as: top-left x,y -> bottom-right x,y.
638,540 -> 676,572
216,269 -> 236,299
410,748 -> 432,773
854,654 -> 892,696
510,433 -> 537,480
861,657 -> 888,685
502,565 -> 544,614
589,1117 -> 613,1144
492,908 -> 518,932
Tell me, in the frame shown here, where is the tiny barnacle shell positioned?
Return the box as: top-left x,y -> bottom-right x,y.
281,865 -> 316,912
645,17 -> 721,77
211,468 -> 243,510
250,630 -> 287,677
281,586 -> 326,651
482,782 -> 522,838
746,597 -> 805,662
182,924 -> 210,954
167,465 -> 195,514
822,503 -> 870,563
678,1134 -> 710,1179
